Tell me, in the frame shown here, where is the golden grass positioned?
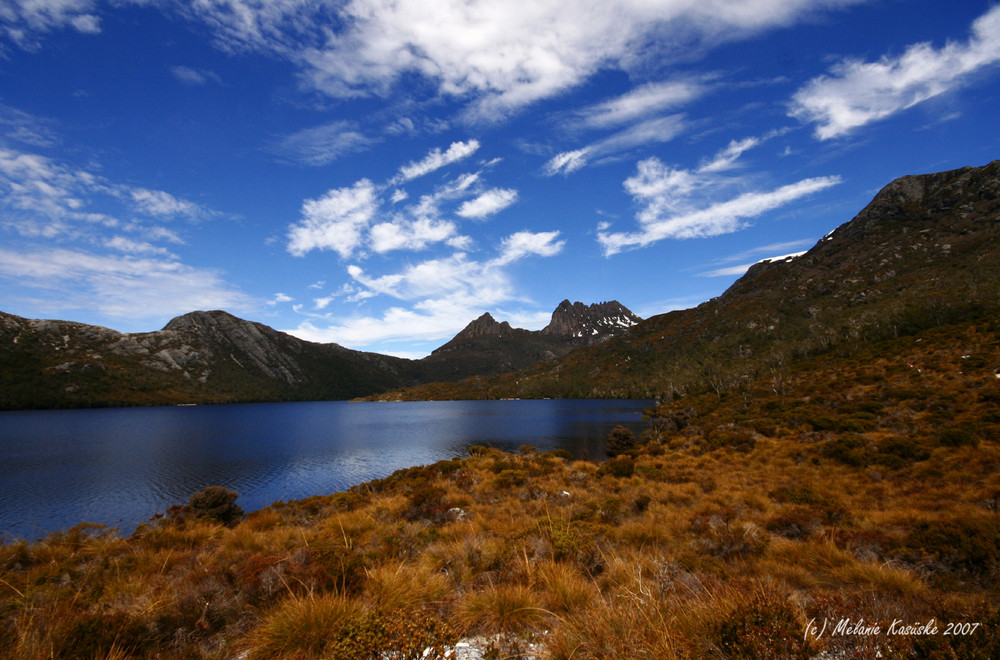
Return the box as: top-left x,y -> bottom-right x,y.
245,592 -> 364,659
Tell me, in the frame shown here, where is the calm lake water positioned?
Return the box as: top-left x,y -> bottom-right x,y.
0,399 -> 651,541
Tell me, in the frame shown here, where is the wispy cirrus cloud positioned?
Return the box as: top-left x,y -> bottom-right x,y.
597,136 -> 841,255
129,188 -> 210,220
0,103 -> 59,147
570,79 -> 707,130
0,146 -> 216,232
268,120 -> 375,166
544,114 -> 688,175
790,5 -> 1000,139
0,246 -> 255,325
0,0 -> 101,49
393,139 -> 480,183
170,65 -> 222,86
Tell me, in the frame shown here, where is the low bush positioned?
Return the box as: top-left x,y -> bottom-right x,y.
605,425 -> 637,457
597,456 -> 635,478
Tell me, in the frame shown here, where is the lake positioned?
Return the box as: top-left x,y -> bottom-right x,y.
0,399 -> 652,541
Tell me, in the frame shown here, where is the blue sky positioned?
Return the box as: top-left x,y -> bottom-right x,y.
1,0 -> 999,358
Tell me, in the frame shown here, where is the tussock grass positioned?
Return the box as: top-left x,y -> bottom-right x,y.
248,593 -> 363,658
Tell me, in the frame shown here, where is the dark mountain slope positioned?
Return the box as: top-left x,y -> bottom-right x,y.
373,160 -> 1000,400
0,300 -> 640,409
0,310 -> 416,408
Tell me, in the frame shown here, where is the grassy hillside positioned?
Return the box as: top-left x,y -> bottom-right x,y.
368,161 -> 1000,402
2,317 -> 998,658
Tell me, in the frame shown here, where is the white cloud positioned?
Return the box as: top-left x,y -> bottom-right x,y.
288,227 -> 563,351
129,188 -> 207,219
497,230 -> 564,264
544,114 -> 687,175
269,121 -> 374,166
369,216 -> 463,253
394,139 -> 480,182
0,246 -> 255,322
266,292 -> 294,305
180,0 -> 864,120
0,146 -> 217,248
572,79 -> 706,129
0,103 -> 58,147
104,235 -> 176,257
286,152 -> 510,259
597,136 -> 841,254
0,0 -> 101,49
170,65 -> 222,86
544,149 -> 590,176
602,171 -> 840,253
287,179 -> 379,258
699,136 -> 762,173
0,147 -> 93,219
456,188 -> 518,219
790,5 -> 1000,139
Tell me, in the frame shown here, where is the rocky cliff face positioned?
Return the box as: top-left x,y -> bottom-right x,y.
542,300 -> 640,339
160,310 -> 307,385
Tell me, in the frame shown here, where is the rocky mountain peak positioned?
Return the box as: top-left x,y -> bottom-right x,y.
542,300 -> 640,339
457,313 -> 513,340
162,310 -> 246,333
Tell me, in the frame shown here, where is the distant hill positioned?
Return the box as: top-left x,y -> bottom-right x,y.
371,160 -> 1000,400
0,299 -> 639,409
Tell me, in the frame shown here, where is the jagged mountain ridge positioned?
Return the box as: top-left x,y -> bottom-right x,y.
0,299 -> 640,409
372,160 -> 1000,400
422,300 -> 640,379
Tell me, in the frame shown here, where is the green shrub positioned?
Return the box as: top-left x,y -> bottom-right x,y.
184,486 -> 243,526
871,436 -> 930,468
937,427 -> 978,447
404,485 -> 449,522
820,435 -> 866,466
765,507 -> 821,540
715,590 -> 812,659
493,469 -> 528,488
598,456 -> 635,478
605,425 -> 637,457
896,516 -> 1000,580
769,485 -> 822,506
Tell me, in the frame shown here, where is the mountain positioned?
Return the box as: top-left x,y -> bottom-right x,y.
6,159 -> 998,408
420,301 -> 640,379
0,300 -> 639,409
0,309 -> 419,409
372,159 -> 1000,401
541,299 -> 640,338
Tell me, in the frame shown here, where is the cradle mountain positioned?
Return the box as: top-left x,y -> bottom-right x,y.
3,159 -> 1000,409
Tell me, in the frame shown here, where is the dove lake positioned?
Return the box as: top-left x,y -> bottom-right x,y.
0,398 -> 652,541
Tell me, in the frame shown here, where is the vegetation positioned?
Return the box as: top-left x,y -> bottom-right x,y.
2,317 -> 999,658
